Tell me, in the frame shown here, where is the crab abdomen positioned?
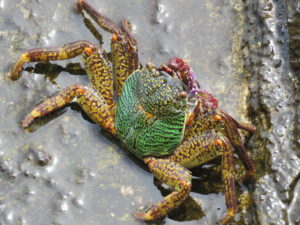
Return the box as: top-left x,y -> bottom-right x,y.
115,69 -> 187,158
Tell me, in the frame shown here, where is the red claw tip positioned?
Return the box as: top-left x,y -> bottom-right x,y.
167,57 -> 186,71
199,89 -> 219,111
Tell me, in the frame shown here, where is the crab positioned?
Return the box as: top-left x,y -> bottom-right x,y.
9,0 -> 256,224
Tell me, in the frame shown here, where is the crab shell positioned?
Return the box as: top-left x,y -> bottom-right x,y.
115,67 -> 190,158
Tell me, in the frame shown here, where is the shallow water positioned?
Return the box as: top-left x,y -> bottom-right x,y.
0,0 -> 299,225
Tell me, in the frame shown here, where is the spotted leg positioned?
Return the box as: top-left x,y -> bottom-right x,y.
10,42 -> 116,134
10,41 -> 92,80
185,108 -> 256,181
77,0 -> 139,95
220,111 -> 256,181
134,157 -> 192,220
10,41 -> 114,106
168,133 -> 238,225
219,138 -> 237,225
22,84 -> 115,134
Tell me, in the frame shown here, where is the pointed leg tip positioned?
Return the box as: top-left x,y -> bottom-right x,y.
8,69 -> 22,81
22,116 -> 34,128
8,72 -> 18,81
133,212 -> 146,220
133,211 -> 155,221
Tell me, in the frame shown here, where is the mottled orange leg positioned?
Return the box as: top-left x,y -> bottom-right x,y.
111,36 -> 139,96
10,41 -> 115,107
219,138 -> 237,225
134,157 -> 192,220
77,0 -> 121,34
221,111 -> 255,133
10,40 -> 94,80
81,46 -> 114,106
77,0 -> 139,96
76,86 -> 115,134
169,133 -> 239,224
220,111 -> 256,180
23,85 -> 115,134
170,132 -> 223,169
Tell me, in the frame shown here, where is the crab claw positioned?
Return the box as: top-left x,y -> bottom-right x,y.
166,57 -> 200,95
197,89 -> 219,112
158,57 -> 219,113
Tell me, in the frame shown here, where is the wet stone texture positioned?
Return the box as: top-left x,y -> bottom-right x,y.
0,0 -> 299,225
244,0 -> 300,225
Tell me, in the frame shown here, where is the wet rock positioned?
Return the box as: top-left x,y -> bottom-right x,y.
153,1 -> 169,24
72,195 -> 84,208
74,167 -> 94,184
28,146 -> 52,166
254,175 -> 286,225
244,0 -> 300,224
120,185 -> 134,196
0,157 -> 19,179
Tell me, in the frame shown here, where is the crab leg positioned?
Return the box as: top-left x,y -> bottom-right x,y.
220,138 -> 238,225
170,133 -> 223,168
10,41 -> 115,106
110,24 -> 139,96
77,0 -> 139,96
220,111 -> 256,177
134,157 -> 192,220
76,0 -> 121,34
185,102 -> 255,178
82,46 -> 114,106
170,133 -> 238,224
22,84 -> 115,134
10,41 -> 93,81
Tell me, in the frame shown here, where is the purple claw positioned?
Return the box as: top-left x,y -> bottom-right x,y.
159,57 -> 219,112
165,57 -> 200,95
197,89 -> 218,112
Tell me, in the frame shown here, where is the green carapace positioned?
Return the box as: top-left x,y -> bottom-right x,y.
115,68 -> 188,158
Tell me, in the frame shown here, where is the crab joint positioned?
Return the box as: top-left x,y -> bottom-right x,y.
144,157 -> 155,165
228,209 -> 236,217
112,33 -> 118,42
215,139 -> 223,147
84,47 -> 93,55
103,118 -> 116,135
214,114 -> 222,122
186,112 -> 195,126
76,88 -> 85,95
